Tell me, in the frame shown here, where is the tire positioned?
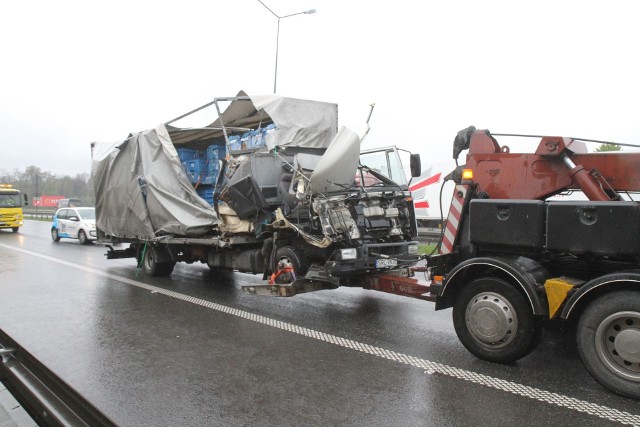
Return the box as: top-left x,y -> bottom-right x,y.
273,246 -> 307,284
157,262 -> 176,276
12,227 -> 19,233
576,291 -> 640,399
453,277 -> 542,363
51,228 -> 60,242
78,229 -> 90,245
142,246 -> 175,277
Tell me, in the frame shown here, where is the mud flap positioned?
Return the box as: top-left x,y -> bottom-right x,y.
105,244 -> 137,259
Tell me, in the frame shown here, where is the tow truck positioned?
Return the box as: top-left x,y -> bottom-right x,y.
419,127 -> 640,399
93,93 -> 639,399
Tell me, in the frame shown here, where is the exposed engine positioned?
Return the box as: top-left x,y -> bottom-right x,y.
312,191 -> 414,244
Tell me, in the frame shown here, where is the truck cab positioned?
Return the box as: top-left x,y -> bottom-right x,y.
0,184 -> 27,233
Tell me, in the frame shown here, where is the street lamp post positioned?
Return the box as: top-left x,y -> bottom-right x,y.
257,1 -> 316,93
34,174 -> 39,213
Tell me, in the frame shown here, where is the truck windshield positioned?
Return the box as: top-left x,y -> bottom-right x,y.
0,193 -> 21,207
359,148 -> 407,186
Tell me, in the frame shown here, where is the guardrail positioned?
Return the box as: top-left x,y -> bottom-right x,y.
417,227 -> 442,243
0,329 -> 117,426
22,209 -> 55,221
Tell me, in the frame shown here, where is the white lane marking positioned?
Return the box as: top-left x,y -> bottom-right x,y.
2,243 -> 639,426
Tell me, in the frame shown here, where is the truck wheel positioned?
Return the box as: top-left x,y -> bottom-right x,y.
273,247 -> 307,284
12,227 -> 19,233
576,291 -> 640,399
453,277 -> 542,363
158,262 -> 176,276
51,228 -> 60,242
142,246 -> 175,277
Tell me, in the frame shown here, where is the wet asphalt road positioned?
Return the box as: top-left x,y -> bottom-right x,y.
0,221 -> 639,427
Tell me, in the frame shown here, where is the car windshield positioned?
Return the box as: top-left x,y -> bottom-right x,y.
76,208 -> 95,220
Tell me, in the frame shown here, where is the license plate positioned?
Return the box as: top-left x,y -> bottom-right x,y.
375,258 -> 397,268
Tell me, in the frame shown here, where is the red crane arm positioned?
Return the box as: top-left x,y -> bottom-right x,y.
465,131 -> 640,200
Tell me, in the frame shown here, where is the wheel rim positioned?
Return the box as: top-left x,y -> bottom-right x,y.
594,311 -> 640,381
79,231 -> 85,243
465,291 -> 518,350
145,250 -> 155,270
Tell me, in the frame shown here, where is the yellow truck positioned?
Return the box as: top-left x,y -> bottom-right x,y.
0,184 -> 27,233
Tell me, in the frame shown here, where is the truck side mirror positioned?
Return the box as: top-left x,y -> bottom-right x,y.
410,154 -> 421,177
23,194 -> 29,206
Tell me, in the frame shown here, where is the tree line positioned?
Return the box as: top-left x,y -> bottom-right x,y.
0,166 -> 94,208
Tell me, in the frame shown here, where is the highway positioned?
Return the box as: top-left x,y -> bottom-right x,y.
1,221 -> 639,426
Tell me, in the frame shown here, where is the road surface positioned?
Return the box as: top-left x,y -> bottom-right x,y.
0,221 -> 638,426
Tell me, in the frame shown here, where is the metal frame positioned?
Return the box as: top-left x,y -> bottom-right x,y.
165,96 -> 253,156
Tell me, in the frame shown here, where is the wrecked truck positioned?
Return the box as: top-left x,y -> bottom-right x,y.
91,93 -> 422,295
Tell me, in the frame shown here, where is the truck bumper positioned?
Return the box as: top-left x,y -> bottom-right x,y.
0,218 -> 23,229
325,241 -> 421,276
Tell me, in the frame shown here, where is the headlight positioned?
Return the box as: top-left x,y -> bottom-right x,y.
407,244 -> 419,255
338,248 -> 358,260
15,214 -> 22,220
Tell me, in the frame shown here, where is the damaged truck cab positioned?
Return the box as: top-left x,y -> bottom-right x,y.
92,93 -> 421,295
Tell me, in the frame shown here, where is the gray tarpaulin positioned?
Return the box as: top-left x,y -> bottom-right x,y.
91,93 -> 342,239
251,94 -> 338,150
166,91 -> 338,150
92,124 -> 217,239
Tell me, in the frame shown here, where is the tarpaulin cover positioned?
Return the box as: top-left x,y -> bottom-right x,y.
167,91 -> 338,151
92,124 -> 217,239
92,93 -> 341,239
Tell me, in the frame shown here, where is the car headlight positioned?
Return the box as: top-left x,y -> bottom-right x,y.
407,243 -> 419,255
338,248 -> 358,260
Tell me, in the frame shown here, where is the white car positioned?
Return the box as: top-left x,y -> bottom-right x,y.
51,207 -> 97,244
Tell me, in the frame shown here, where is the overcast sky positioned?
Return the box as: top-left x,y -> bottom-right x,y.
1,0 -> 639,177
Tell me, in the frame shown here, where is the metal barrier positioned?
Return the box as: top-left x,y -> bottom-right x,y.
0,329 -> 117,426
22,210 -> 55,221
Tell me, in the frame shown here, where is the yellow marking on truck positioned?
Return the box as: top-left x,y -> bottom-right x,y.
544,278 -> 576,319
